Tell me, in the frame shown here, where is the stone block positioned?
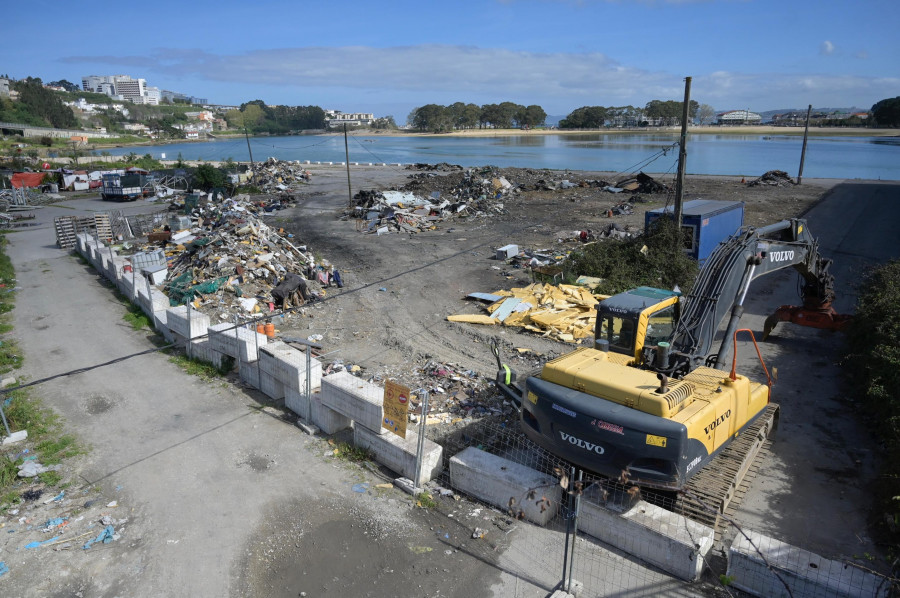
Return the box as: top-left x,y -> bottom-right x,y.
353,424 -> 443,483
727,530 -> 890,598
449,447 -> 560,526
258,369 -> 284,400
188,338 -> 229,370
208,322 -> 267,362
239,359 -> 260,388
152,310 -> 173,342
579,489 -> 713,581
166,305 -> 210,340
285,387 -> 350,435
320,371 -> 387,434
259,341 -> 322,391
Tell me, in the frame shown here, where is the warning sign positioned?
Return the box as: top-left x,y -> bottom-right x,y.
382,380 -> 410,439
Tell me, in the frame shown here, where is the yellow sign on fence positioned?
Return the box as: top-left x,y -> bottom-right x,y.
382,380 -> 410,438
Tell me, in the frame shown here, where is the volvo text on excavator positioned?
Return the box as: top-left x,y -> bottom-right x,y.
494,218 -> 850,493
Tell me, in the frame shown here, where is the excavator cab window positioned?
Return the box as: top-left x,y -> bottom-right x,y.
599,315 -> 636,355
645,305 -> 677,348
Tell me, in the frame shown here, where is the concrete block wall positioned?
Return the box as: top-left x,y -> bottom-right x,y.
239,359 -> 260,388
208,323 -> 266,362
258,370 -> 285,400
188,339 -> 228,370
449,447 -> 561,526
578,489 -> 713,581
259,341 -> 323,391
167,305 -> 211,340
727,530 -> 890,598
354,424 -> 443,483
321,371 -> 386,434
285,387 -> 351,435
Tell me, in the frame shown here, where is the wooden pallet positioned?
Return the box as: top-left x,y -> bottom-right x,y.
54,216 -> 78,249
94,213 -> 113,242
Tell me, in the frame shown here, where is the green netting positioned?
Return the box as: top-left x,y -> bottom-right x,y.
167,271 -> 227,305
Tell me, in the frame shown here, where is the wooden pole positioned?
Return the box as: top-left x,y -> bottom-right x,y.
797,104 -> 812,185
243,123 -> 255,171
344,124 -> 352,208
673,76 -> 692,228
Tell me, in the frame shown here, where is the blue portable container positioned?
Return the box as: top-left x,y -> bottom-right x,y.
645,199 -> 744,264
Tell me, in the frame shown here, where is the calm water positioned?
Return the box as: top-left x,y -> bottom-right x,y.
104,133 -> 900,180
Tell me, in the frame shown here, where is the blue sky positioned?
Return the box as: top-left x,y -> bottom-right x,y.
2,0 -> 897,120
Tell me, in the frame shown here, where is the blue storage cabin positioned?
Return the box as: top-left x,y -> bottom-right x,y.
644,199 -> 744,264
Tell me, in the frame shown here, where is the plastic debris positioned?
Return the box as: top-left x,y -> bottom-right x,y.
83,525 -> 116,550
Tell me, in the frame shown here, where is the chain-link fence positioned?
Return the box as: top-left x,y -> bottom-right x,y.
422,416 -> 898,597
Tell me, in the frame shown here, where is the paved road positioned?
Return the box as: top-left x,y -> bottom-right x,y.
733,180 -> 900,562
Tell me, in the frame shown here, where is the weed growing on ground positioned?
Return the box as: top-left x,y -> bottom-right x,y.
416,492 -> 437,509
331,441 -> 372,462
38,470 -> 62,486
169,353 -> 233,381
114,290 -> 153,330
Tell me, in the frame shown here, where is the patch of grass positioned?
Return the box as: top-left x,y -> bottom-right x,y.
0,337 -> 22,373
38,470 -> 62,486
112,290 -> 153,330
169,353 -> 233,381
35,434 -> 81,464
331,441 -> 372,462
0,456 -> 18,487
416,492 -> 437,509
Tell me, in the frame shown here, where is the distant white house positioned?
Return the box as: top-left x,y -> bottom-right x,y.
717,110 -> 762,125
325,110 -> 375,127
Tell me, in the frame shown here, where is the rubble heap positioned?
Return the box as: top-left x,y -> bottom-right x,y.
448,283 -> 603,343
133,194 -> 337,322
747,170 -> 795,187
248,157 -> 311,194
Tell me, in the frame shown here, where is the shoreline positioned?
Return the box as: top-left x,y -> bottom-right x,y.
86,124 -> 899,150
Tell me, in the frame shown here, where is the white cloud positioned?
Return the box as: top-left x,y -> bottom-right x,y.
854,50 -> 868,59
60,45 -> 897,111
820,40 -> 835,55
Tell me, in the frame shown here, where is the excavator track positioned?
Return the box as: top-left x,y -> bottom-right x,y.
673,403 -> 779,539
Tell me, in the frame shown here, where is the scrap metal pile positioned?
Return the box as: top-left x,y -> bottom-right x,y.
448,283 -> 604,343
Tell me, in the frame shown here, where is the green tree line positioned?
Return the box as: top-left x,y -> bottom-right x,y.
560,100 -> 700,129
225,100 -> 326,134
407,102 -> 547,132
0,77 -> 78,128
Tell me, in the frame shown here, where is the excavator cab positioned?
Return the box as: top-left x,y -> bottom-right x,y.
594,287 -> 680,363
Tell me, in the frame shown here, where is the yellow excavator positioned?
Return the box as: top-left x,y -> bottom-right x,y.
494,218 -> 850,491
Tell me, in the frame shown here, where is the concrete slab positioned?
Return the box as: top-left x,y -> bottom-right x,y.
166,305 -> 210,340
449,447 -> 561,526
727,529 -> 890,598
152,310 -> 173,343
354,424 -> 443,483
188,339 -> 229,370
320,371 -> 387,434
239,359 -> 260,389
258,369 -> 284,400
265,342 -> 322,392
208,322 -> 267,362
284,387 -> 350,435
578,488 -> 713,582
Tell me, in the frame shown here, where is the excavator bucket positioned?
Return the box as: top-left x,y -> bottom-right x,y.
762,304 -> 852,340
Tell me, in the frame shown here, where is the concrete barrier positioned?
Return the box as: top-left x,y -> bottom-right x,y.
320,371 -> 386,434
578,488 -> 713,582
208,323 -> 266,362
239,359 -> 260,388
449,447 -> 560,526
353,424 -> 443,483
188,339 -> 229,369
258,369 -> 284,400
284,387 -> 350,435
166,305 -> 210,340
267,343 -> 322,391
727,530 -> 890,598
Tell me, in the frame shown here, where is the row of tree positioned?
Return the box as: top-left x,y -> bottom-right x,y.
407,102 -> 547,132
224,100 -> 326,134
560,101 -> 709,129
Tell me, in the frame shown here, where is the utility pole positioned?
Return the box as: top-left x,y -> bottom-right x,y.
344,123 -> 352,209
243,121 -> 255,181
673,76 -> 692,228
797,104 -> 812,185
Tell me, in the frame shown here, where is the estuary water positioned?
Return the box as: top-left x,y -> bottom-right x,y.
104,132 -> 900,180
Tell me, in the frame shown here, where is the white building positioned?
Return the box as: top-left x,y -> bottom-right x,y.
717,109 -> 762,125
325,110 -> 375,127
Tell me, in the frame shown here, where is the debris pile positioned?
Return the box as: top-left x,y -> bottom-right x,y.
248,157 -> 311,194
126,194 -> 340,321
747,170 -> 794,187
448,283 -> 604,343
613,172 -> 670,194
